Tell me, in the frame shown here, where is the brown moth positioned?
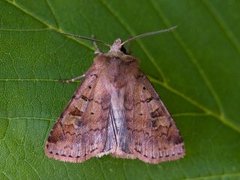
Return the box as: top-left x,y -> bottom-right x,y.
45,27 -> 185,164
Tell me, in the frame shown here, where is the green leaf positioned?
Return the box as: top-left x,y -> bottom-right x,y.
0,0 -> 240,179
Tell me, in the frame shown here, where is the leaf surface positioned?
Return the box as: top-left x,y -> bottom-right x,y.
0,0 -> 240,179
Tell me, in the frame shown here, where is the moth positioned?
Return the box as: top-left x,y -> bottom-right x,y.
45,27 -> 185,164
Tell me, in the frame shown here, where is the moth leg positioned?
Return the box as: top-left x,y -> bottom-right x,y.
60,74 -> 86,83
92,35 -> 102,55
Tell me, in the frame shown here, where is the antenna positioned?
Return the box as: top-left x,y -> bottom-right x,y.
121,26 -> 177,46
61,32 -> 111,47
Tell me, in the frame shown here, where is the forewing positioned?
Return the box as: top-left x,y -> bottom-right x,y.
125,74 -> 185,164
45,73 -> 111,163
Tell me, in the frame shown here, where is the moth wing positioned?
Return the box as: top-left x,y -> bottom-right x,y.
45,72 -> 111,163
124,74 -> 185,164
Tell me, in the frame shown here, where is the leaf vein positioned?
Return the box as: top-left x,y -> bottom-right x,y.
4,0 -> 93,50
0,116 -> 54,122
0,28 -> 50,32
149,76 -> 240,133
45,0 -> 60,28
24,159 -> 41,180
186,172 -> 240,180
202,0 -> 240,55
149,0 -> 225,119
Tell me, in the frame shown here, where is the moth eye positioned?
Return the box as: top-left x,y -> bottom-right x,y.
143,86 -> 146,90
120,45 -> 128,54
90,112 -> 94,115
139,113 -> 143,116
88,86 -> 92,89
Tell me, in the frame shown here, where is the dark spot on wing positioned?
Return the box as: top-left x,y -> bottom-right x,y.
69,107 -> 83,116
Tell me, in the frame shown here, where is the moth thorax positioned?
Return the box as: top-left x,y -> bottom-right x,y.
110,38 -> 122,52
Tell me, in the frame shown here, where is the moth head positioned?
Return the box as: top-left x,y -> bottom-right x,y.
109,39 -> 128,54
110,38 -> 123,52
